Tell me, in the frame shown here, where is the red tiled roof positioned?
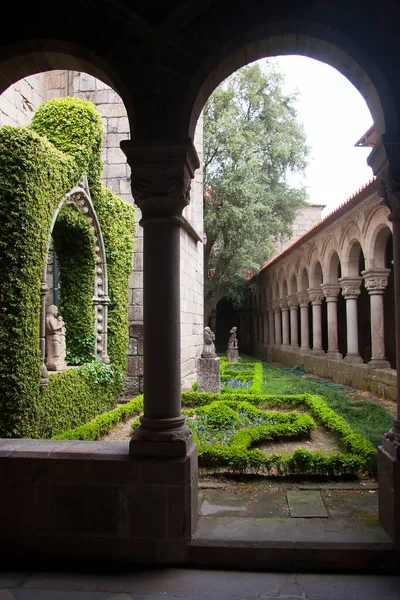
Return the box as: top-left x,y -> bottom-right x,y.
258,177 -> 379,274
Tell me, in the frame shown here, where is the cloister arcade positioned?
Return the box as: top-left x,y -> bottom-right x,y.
1,0 -> 400,569
251,179 -> 397,398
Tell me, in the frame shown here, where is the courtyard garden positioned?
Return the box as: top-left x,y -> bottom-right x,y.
52,355 -> 394,480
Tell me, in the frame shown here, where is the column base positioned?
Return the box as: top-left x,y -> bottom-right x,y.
344,353 -> 364,364
312,348 -> 325,356
369,358 -> 391,369
130,420 -> 194,457
299,347 -> 311,355
378,437 -> 400,543
326,351 -> 342,360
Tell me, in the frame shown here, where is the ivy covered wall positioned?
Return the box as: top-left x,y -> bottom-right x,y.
0,97 -> 135,438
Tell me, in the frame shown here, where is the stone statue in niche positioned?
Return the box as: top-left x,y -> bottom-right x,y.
201,326 -> 216,358
227,326 -> 239,363
45,304 -> 67,371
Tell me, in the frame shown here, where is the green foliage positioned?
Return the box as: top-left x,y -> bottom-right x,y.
53,203 -> 96,364
204,62 -> 309,314
219,358 -> 263,393
0,126 -> 79,437
0,97 -> 134,437
52,394 -> 144,440
181,388 -> 377,475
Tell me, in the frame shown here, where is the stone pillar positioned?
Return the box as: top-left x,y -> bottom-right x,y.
297,292 -> 311,354
253,315 -> 258,344
287,296 -> 299,348
267,302 -> 275,346
122,139 -> 199,456
339,277 -> 363,363
308,288 -> 325,355
362,269 -> 391,368
273,300 -> 282,346
263,311 -> 269,345
280,299 -> 290,347
367,139 -> 400,542
321,284 -> 342,360
39,281 -> 49,386
258,313 -> 264,343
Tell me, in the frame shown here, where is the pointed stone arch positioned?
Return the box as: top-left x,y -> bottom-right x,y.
40,176 -> 109,383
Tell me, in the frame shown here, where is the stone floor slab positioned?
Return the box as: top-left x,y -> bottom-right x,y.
321,491 -> 378,518
200,491 -> 249,516
287,490 -> 328,518
249,491 -> 288,518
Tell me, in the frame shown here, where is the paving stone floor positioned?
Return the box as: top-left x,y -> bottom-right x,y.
1,569 -> 400,600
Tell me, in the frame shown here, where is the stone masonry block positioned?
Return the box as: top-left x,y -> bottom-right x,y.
127,355 -> 143,377
129,323 -> 143,338
124,376 -> 140,396
127,338 -> 138,356
128,305 -> 143,322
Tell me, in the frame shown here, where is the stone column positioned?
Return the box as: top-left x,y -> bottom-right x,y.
273,300 -> 282,346
287,295 -> 299,348
297,292 -> 311,354
321,284 -> 342,360
267,302 -> 275,346
258,313 -> 264,343
308,288 -> 325,355
339,276 -> 363,363
263,311 -> 269,345
367,140 -> 400,542
280,299 -> 290,347
122,138 -> 199,456
362,269 -> 391,368
39,282 -> 49,386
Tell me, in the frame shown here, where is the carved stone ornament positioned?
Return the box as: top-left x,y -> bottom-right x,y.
364,276 -> 389,293
121,139 -> 200,220
266,302 -> 273,313
279,298 -> 288,310
272,300 -> 280,312
296,292 -> 309,306
307,289 -> 324,304
339,277 -> 362,299
287,295 -> 299,309
321,284 -> 341,299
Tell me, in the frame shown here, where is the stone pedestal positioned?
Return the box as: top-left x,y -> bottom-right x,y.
227,348 -> 239,363
197,356 -> 220,392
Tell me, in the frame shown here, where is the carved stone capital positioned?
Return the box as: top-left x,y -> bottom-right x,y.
362,269 -> 391,294
296,291 -> 309,306
307,288 -> 324,304
266,302 -> 273,313
121,138 -> 199,220
321,283 -> 341,300
338,277 -> 362,299
272,300 -> 280,312
287,295 -> 299,309
279,298 -> 288,310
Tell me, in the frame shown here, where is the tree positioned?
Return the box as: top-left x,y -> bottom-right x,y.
203,61 -> 309,324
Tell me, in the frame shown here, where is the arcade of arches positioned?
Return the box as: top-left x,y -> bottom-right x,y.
2,0 -> 400,569
250,178 -> 397,400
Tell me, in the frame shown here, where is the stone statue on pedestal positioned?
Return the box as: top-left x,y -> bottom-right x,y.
45,304 -> 67,372
197,326 -> 220,392
227,326 -> 239,363
201,326 -> 216,358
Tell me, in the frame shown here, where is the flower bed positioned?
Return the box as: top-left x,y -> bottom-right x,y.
220,358 -> 263,394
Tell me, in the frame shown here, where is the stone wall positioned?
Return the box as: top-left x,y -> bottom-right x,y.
1,70 -> 203,393
276,203 -> 325,254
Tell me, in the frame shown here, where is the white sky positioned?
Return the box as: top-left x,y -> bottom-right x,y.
260,55 -> 374,218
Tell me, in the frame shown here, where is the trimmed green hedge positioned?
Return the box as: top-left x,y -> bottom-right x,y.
219,358 -> 263,394
180,390 -> 376,475
53,394 -> 143,440
0,97 -> 135,438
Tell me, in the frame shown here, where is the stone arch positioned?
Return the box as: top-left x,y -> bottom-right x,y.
325,250 -> 342,283
364,207 -> 393,269
299,266 -> 310,292
342,224 -> 365,276
277,267 -> 286,298
0,40 -> 136,133
310,259 -> 323,288
187,23 -> 394,141
289,272 -> 298,295
282,278 -> 288,298
40,176 -> 109,382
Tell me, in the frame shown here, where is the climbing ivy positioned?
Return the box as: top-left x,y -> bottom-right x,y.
0,97 -> 135,438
